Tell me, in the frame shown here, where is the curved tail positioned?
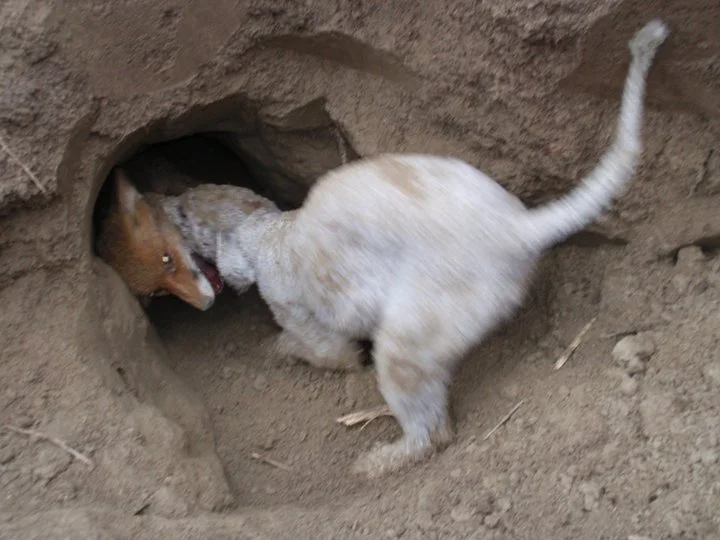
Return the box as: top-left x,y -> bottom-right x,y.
522,20 -> 668,252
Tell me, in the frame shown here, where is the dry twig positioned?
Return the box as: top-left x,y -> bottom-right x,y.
0,135 -> 46,193
250,451 -> 292,472
336,405 -> 394,427
553,316 -> 597,370
482,400 -> 524,441
2,424 -> 94,468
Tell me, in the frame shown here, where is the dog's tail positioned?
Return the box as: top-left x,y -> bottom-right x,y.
521,20 -> 668,252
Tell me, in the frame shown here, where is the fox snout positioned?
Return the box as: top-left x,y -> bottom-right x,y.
165,271 -> 216,311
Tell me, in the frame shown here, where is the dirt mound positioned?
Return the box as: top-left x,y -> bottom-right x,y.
1,0 -> 719,538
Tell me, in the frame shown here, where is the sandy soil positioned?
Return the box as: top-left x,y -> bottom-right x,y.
1,0 -> 719,538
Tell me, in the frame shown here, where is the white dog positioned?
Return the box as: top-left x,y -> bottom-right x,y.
160,20 -> 668,478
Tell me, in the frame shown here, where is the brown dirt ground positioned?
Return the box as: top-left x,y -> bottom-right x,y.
1,1 -> 719,539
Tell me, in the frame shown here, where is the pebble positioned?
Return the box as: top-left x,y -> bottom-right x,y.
558,472 -> 574,494
628,536 -> 651,540
691,449 -> 718,465
612,334 -> 656,374
484,513 -> 501,529
664,513 -> 683,537
496,497 -> 512,514
669,274 -> 690,296
620,375 -> 639,396
578,481 -> 603,511
473,491 -> 495,516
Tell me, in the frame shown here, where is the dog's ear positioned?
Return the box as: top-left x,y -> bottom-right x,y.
216,229 -> 255,294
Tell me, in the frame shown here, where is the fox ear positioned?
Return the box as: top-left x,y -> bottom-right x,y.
113,169 -> 142,213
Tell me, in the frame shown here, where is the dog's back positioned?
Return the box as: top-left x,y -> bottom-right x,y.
288,154 -> 532,335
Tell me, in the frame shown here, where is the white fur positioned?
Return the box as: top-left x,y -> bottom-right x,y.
174,21 -> 667,478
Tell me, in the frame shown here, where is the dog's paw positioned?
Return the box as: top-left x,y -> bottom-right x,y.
352,440 -> 425,479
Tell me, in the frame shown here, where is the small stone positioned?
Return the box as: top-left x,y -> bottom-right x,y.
558,473 -> 574,494
220,366 -> 233,380
613,334 -> 656,372
691,449 -> 718,465
628,536 -> 651,540
579,481 -> 603,512
451,503 -> 475,522
253,374 -> 268,391
620,375 -> 639,396
484,513 -> 501,529
669,274 -> 690,296
496,497 -> 512,514
664,513 -> 683,537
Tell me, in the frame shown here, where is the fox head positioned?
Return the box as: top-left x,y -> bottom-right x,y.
97,169 -> 221,311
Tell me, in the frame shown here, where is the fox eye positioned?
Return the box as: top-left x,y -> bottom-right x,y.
161,253 -> 174,271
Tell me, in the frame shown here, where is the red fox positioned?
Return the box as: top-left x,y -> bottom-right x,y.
95,168 -> 223,310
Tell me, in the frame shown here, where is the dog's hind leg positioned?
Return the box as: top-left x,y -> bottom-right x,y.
352,274 -> 515,478
352,320 -> 458,478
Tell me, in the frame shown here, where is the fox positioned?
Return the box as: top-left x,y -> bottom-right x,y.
94,168 -> 223,310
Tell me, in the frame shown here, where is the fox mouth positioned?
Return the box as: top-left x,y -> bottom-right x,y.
192,254 -> 224,295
